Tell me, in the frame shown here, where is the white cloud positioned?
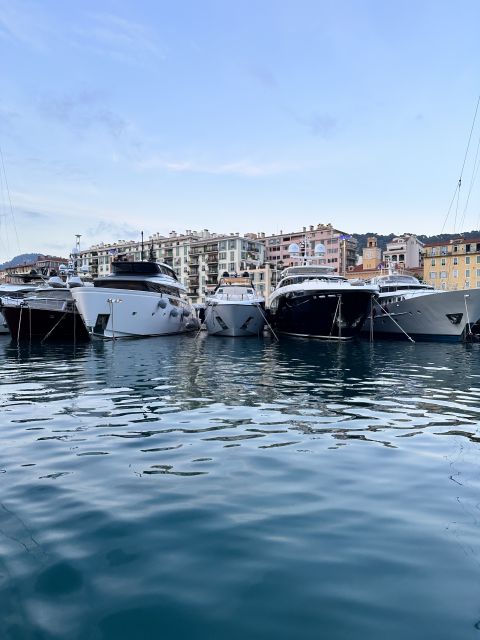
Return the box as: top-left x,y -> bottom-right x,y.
0,0 -> 49,49
74,12 -> 167,63
134,156 -> 304,177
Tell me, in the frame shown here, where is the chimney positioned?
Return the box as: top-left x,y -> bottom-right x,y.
309,225 -> 314,231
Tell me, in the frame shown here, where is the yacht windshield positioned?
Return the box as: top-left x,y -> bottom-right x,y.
279,274 -> 344,287
111,261 -> 177,279
93,280 -> 180,296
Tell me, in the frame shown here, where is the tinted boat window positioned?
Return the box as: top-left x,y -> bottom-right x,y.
94,280 -> 149,291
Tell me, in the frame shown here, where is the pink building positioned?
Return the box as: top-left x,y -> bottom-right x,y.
253,223 -> 357,274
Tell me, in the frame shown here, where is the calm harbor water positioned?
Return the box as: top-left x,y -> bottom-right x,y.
1,333 -> 480,639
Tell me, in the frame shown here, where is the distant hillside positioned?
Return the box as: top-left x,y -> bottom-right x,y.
352,231 -> 480,252
0,253 -> 40,270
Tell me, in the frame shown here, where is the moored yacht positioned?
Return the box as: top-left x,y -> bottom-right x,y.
269,264 -> 378,339
0,276 -> 90,341
204,275 -> 265,337
71,259 -> 199,338
0,283 -> 38,334
363,271 -> 480,341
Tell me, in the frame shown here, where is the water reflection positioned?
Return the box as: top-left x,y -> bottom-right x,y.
1,336 -> 480,462
1,335 -> 480,639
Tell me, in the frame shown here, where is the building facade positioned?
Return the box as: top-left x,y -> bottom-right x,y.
383,234 -> 424,269
77,230 -> 265,303
362,236 -> 382,270
256,223 -> 357,274
0,255 -> 68,283
423,238 -> 480,290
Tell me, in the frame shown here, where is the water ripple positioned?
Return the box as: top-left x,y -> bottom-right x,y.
1,336 -> 480,639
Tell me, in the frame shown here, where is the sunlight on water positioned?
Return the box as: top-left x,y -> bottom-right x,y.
1,334 -> 480,639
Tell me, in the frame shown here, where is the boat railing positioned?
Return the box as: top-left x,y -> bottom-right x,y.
211,293 -> 262,302
1,296 -> 75,312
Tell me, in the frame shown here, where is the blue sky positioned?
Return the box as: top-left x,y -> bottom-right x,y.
1,0 -> 480,259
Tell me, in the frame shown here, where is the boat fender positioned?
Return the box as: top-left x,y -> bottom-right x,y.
182,308 -> 191,317
157,299 -> 167,309
170,308 -> 179,317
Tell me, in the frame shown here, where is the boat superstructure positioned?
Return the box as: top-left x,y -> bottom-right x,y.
204,276 -> 265,337
363,271 -> 480,341
269,264 -> 378,340
71,259 -> 199,338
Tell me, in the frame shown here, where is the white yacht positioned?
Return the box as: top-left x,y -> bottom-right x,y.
71,259 -> 199,338
269,264 -> 378,340
363,272 -> 480,342
204,275 -> 265,337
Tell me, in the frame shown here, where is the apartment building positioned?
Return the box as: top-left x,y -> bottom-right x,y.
383,234 -> 424,269
424,237 -> 480,290
77,230 -> 265,303
257,223 -> 357,274
188,233 -> 265,303
1,255 -> 68,283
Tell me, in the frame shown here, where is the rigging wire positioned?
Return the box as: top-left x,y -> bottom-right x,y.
0,142 -> 21,258
459,128 -> 480,231
441,92 -> 480,233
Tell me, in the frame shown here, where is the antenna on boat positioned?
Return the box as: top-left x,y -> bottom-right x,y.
141,231 -> 144,261
148,240 -> 155,263
288,242 -> 300,265
74,234 -> 81,275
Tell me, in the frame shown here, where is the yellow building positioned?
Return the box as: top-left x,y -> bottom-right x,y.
362,236 -> 382,270
423,238 -> 480,290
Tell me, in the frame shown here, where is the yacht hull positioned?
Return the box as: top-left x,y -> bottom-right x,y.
1,305 -> 90,341
205,302 -> 265,337
71,287 -> 198,338
270,289 -> 374,339
362,288 -> 480,342
0,311 -> 9,334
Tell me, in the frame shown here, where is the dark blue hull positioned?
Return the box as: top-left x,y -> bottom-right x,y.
270,290 -> 374,339
2,306 -> 90,342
